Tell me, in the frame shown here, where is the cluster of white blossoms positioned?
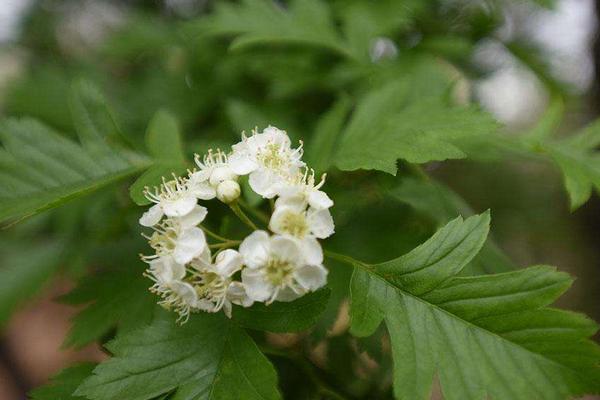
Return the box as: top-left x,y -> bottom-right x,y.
139,126 -> 334,323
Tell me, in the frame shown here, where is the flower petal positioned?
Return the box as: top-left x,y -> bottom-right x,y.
170,281 -> 198,304
190,180 -> 216,200
307,208 -> 335,239
270,235 -> 302,264
294,264 -> 328,291
301,236 -> 323,265
229,151 -> 257,175
191,246 -> 212,271
275,286 -> 304,302
139,204 -> 164,227
275,195 -> 307,212
162,195 -> 197,217
242,268 -> 274,302
174,227 -> 206,264
214,249 -> 243,277
249,169 -> 279,198
227,282 -> 254,307
239,230 -> 270,269
177,205 -> 207,229
308,190 -> 333,210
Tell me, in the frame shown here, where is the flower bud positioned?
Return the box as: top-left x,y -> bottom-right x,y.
210,166 -> 236,186
216,180 -> 241,203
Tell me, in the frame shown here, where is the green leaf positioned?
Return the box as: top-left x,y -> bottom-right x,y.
349,213 -> 600,399
30,363 -> 96,400
61,263 -> 156,349
129,110 -> 188,205
233,289 -> 330,332
390,177 -> 515,274
0,240 -> 63,326
75,313 -> 282,400
0,80 -> 149,225
305,96 -> 352,174
201,0 -> 353,59
335,81 -> 499,174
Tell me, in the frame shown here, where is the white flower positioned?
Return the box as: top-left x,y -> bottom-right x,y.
144,219 -> 207,265
228,126 -> 304,198
188,149 -> 239,202
239,231 -> 328,304
139,176 -> 198,227
144,256 -> 197,323
274,169 -> 333,211
189,248 -> 253,317
268,205 -> 334,265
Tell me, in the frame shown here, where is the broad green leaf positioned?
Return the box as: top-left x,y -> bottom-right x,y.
0,91 -> 147,224
75,313 -> 281,400
305,96 -> 352,174
390,177 -> 515,274
232,289 -> 330,332
335,81 -> 499,174
129,110 -> 188,205
349,213 -> 600,399
0,240 -> 63,326
201,0 -> 353,59
30,363 -> 96,400
61,263 -> 156,349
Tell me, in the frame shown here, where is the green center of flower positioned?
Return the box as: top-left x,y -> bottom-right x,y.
193,271 -> 227,300
265,258 -> 295,286
258,143 -> 287,170
149,230 -> 178,254
279,210 -> 309,237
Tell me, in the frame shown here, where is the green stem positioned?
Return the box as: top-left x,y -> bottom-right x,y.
200,225 -> 236,242
238,198 -> 270,224
324,249 -> 372,269
209,240 -> 241,249
229,202 -> 259,230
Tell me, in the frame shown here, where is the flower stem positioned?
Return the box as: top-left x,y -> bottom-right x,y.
229,202 -> 259,230
238,198 -> 270,224
324,249 -> 372,269
200,225 -> 235,242
209,240 -> 241,249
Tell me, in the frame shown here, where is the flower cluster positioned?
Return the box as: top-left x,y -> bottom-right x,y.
139,126 -> 334,323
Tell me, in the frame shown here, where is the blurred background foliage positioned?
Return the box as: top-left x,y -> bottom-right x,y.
0,0 -> 599,399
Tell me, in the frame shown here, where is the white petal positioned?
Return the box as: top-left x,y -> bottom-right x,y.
268,206 -> 294,236
262,126 -> 291,148
229,151 -> 257,175
308,190 -> 333,210
195,298 -> 215,312
223,301 -> 233,318
174,227 -> 206,264
249,169 -> 279,198
275,286 -> 304,302
149,257 -> 178,284
139,204 -> 164,227
177,205 -> 207,228
190,181 -> 216,200
275,195 -> 307,212
169,281 -> 198,305
242,268 -> 275,302
214,249 -> 243,277
191,246 -> 212,271
162,195 -> 197,217
270,235 -> 302,264
294,264 -> 328,291
209,166 -> 237,186
227,282 -> 254,307
239,230 -> 270,269
307,208 -> 335,239
301,236 -> 323,265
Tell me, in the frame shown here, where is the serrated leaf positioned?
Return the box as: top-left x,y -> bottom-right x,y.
129,110 -> 188,205
61,263 -> 156,349
75,313 -> 281,400
335,81 -> 499,174
30,363 -> 96,400
0,240 -> 63,326
232,289 -> 330,332
305,96 -> 352,174
201,0 -> 353,59
390,177 -> 515,274
349,213 -> 600,399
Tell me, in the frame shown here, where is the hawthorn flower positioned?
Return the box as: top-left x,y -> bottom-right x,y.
228,126 -> 304,198
274,169 -> 333,211
269,205 -> 334,265
144,256 -> 197,323
239,231 -> 328,304
143,219 -> 207,265
188,149 -> 240,203
139,176 -> 199,227
189,248 -> 253,317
